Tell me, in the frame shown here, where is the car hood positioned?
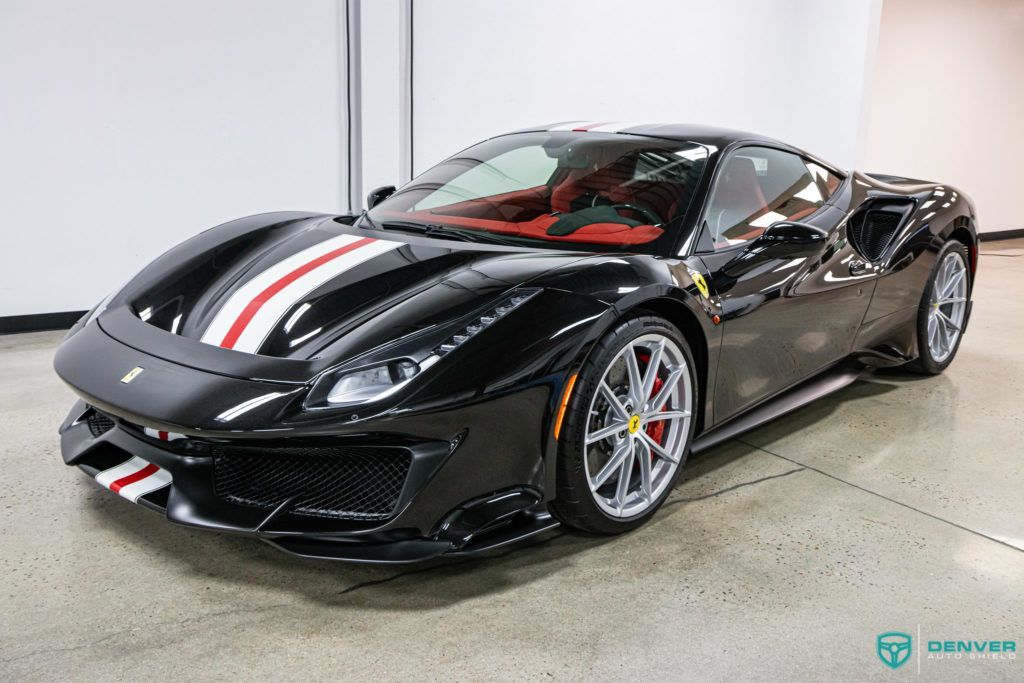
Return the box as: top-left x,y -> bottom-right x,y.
94,214 -> 591,380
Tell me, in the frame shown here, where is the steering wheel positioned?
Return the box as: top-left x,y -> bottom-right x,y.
608,203 -> 662,226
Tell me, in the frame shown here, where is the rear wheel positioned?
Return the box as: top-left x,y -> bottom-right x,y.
551,314 -> 697,534
908,240 -> 970,374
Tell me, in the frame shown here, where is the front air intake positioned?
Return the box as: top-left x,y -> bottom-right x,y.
86,410 -> 115,437
212,445 -> 412,521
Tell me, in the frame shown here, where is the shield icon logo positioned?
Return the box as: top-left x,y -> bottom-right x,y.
877,631 -> 912,669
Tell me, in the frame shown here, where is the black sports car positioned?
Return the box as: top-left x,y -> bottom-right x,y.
55,122 -> 977,562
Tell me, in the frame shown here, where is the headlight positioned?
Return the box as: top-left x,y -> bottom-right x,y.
324,358 -> 422,407
305,288 -> 540,411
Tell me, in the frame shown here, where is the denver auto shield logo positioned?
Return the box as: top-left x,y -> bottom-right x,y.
878,631 -> 913,670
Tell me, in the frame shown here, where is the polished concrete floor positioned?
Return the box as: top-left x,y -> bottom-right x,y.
2,240 -> 1023,681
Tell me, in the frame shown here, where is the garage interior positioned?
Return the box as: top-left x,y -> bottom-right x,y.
2,0 -> 1022,680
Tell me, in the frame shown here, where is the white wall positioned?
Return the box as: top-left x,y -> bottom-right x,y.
0,0 -> 348,316
410,0 -> 882,173
864,0 -> 1024,233
359,0 -> 411,195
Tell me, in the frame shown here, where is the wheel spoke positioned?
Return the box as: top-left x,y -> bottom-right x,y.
639,340 -> 665,401
624,347 -> 644,406
613,445 -> 635,507
649,364 -> 685,412
586,420 -> 630,445
927,313 -> 940,350
941,268 -> 965,298
591,440 -> 631,490
599,381 -> 630,421
939,253 -> 954,284
936,297 -> 966,306
936,313 -> 951,352
638,430 -> 679,464
644,409 -> 691,423
635,438 -> 653,502
936,309 -> 962,333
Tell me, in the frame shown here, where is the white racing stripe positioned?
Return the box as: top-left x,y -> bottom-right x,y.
547,121 -> 588,131
117,468 -> 172,503
95,456 -> 172,504
229,239 -> 398,354
143,428 -> 186,442
586,121 -> 654,133
200,234 -> 401,354
547,121 -> 655,133
95,456 -> 150,488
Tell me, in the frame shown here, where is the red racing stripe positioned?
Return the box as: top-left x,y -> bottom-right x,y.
109,463 -> 160,493
572,122 -> 609,132
219,236 -> 378,349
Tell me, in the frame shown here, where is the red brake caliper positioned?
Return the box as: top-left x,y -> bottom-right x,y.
636,352 -> 666,450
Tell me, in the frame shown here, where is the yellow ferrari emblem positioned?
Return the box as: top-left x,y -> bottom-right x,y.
120,366 -> 144,384
691,270 -> 710,299
628,415 -> 641,434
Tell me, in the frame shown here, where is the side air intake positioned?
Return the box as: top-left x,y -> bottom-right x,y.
848,199 -> 915,261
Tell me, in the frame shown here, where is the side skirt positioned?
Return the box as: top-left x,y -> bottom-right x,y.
691,362 -> 868,454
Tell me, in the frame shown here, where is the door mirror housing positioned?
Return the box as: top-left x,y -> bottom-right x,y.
758,221 -> 828,245
745,221 -> 829,257
366,185 -> 396,210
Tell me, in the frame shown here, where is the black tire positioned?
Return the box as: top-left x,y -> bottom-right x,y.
906,239 -> 971,375
551,313 -> 698,534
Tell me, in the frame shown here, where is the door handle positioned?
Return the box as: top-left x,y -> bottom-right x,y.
849,259 -> 870,276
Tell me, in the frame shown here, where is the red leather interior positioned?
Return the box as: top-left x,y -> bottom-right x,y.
377,208 -> 664,245
550,155 -> 682,222
376,149 -> 699,246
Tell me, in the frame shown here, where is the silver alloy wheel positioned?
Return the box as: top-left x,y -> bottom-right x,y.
927,251 -> 968,363
583,333 -> 692,518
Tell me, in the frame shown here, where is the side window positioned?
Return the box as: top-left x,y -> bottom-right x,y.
703,147 -> 835,250
414,145 -> 557,211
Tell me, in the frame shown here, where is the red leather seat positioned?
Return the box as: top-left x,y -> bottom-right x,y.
550,154 -> 682,223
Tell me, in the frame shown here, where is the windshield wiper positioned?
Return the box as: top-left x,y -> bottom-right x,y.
355,209 -> 381,230
379,221 -> 523,246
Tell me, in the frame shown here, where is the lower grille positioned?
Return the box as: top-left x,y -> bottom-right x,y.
86,411 -> 115,437
212,445 -> 412,521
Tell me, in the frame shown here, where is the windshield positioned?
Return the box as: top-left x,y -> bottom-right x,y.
365,132 -> 709,252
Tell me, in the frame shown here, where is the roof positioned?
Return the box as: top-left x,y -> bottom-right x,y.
509,120 -> 784,149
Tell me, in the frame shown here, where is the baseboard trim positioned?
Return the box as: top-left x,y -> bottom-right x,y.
979,229 -> 1024,242
0,311 -> 86,335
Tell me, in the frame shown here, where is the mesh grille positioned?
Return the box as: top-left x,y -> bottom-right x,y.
212,445 -> 412,521
851,209 -> 901,261
86,411 -> 115,437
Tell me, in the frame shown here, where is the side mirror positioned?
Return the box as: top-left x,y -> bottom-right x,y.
757,221 -> 828,246
742,221 -> 829,258
366,185 -> 396,210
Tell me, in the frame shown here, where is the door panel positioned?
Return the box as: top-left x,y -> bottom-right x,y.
694,146 -> 874,423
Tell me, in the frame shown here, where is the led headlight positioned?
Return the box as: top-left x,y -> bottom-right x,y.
325,358 -> 421,407
306,288 -> 540,411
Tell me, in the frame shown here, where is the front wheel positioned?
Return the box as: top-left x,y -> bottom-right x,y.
551,314 -> 697,534
908,239 -> 971,374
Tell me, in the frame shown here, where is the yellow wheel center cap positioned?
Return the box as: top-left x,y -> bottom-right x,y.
628,415 -> 641,434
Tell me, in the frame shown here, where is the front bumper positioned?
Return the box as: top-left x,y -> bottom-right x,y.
61,400 -> 558,562
51,281 -> 612,562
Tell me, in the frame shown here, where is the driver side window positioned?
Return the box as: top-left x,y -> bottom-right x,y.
704,147 -> 838,250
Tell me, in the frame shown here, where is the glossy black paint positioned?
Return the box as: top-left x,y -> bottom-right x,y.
55,124 -> 977,562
